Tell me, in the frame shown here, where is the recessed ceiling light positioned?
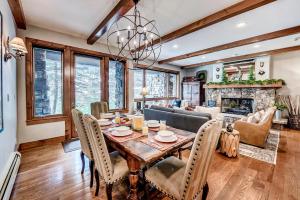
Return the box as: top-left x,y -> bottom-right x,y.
236,22 -> 247,28
253,44 -> 261,48
172,44 -> 178,49
201,56 -> 206,59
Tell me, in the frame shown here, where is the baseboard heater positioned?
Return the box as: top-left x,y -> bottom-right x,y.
0,152 -> 21,200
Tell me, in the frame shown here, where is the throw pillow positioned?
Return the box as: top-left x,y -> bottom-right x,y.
253,112 -> 261,123
247,116 -> 257,123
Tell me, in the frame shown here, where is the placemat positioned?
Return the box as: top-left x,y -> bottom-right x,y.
140,134 -> 188,151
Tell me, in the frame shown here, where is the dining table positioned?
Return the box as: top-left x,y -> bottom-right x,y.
99,120 -> 196,200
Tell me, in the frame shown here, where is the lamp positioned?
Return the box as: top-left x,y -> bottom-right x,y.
4,37 -> 28,62
140,87 -> 148,110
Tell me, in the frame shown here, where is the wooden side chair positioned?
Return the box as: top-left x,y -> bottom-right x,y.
145,119 -> 222,200
83,114 -> 129,199
71,109 -> 94,188
91,101 -> 109,119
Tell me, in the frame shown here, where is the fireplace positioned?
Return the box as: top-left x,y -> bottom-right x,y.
221,98 -> 254,115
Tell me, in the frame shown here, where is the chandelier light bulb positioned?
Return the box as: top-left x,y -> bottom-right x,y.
127,26 -> 131,30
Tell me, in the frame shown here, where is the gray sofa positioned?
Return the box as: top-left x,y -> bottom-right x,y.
144,105 -> 211,133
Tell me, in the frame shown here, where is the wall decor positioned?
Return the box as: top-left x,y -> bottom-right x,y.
0,11 -> 3,132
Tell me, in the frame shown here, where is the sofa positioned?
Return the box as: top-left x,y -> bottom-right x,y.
234,107 -> 276,148
144,105 -> 212,133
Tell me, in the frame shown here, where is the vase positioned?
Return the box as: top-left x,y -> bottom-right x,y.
275,110 -> 282,120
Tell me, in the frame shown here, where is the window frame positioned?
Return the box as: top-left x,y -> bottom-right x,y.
26,38 -> 69,125
133,65 -> 180,103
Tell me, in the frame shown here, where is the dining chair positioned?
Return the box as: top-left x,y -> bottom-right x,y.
91,101 -> 109,119
145,119 -> 222,200
71,109 -> 94,188
83,114 -> 129,199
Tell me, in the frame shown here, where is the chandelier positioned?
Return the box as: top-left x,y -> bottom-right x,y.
107,0 -> 161,69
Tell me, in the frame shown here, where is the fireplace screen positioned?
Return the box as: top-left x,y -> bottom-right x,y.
221,98 -> 254,115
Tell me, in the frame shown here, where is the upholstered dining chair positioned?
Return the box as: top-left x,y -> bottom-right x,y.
71,109 -> 94,188
145,119 -> 222,200
91,101 -> 109,119
83,114 -> 129,199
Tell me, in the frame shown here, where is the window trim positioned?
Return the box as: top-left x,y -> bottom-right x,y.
26,38 -> 69,125
133,65 -> 180,103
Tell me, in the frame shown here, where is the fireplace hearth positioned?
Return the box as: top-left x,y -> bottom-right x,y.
221,98 -> 254,115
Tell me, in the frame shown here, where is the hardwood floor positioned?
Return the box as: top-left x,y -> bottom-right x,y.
11,129 -> 300,200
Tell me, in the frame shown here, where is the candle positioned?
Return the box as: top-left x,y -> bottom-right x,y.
142,126 -> 148,135
132,115 -> 144,131
160,120 -> 167,131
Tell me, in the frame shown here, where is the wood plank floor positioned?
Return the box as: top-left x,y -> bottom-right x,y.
11,129 -> 300,200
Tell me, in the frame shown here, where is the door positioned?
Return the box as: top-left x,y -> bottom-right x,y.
71,54 -> 102,138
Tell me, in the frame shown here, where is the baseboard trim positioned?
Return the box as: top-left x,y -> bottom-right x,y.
18,136 -> 66,151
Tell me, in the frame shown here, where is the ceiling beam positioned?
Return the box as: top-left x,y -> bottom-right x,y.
135,0 -> 276,52
8,0 -> 26,29
182,45 -> 300,69
159,25 -> 300,64
87,0 -> 136,45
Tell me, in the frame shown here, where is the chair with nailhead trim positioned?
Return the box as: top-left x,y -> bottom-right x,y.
83,114 -> 129,199
71,109 -> 95,188
91,101 -> 109,119
145,119 -> 222,200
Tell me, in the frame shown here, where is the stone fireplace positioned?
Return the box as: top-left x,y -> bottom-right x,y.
221,97 -> 254,115
207,87 -> 276,113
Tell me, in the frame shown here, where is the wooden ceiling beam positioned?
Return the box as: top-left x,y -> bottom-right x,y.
182,45 -> 300,69
8,0 -> 26,29
159,25 -> 300,64
87,0 -> 136,45
135,0 -> 276,52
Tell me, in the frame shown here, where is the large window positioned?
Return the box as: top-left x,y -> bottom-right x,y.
109,60 -> 125,110
133,67 -> 179,105
33,47 -> 63,117
74,55 -> 101,114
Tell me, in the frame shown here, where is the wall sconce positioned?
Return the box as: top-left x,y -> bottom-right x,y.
4,37 -> 27,62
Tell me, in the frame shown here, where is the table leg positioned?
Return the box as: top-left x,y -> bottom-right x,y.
127,156 -> 140,200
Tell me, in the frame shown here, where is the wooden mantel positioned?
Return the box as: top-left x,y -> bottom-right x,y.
204,82 -> 283,89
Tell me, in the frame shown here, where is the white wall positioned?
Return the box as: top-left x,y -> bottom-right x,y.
0,0 -> 17,175
271,50 -> 300,96
17,25 -> 182,144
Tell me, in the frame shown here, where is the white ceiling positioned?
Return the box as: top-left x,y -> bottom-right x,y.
21,0 -> 300,67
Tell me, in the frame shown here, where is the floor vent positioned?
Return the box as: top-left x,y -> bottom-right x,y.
0,152 -> 21,200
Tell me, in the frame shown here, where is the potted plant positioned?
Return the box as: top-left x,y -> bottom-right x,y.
273,102 -> 287,120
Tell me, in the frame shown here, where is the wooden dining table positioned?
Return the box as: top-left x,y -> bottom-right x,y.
100,122 -> 196,200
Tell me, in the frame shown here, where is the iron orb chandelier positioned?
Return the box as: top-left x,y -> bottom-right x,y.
106,0 -> 161,69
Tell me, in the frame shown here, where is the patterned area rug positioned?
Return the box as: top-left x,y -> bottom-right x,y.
239,129 -> 280,165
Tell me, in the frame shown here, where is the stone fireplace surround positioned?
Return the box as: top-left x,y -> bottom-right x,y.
207,87 -> 276,113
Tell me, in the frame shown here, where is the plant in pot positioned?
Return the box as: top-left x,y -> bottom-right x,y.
273,102 -> 287,120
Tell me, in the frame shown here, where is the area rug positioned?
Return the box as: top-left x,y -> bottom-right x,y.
62,138 -> 81,153
239,129 -> 280,165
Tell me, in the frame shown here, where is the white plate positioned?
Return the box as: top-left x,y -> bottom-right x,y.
98,120 -> 112,126
154,135 -> 177,143
157,130 -> 174,137
147,123 -> 160,128
148,120 -> 159,124
113,126 -> 130,131
102,113 -> 115,119
111,130 -> 133,137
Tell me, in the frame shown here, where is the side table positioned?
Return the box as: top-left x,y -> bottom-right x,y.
272,118 -> 288,130
220,129 -> 240,158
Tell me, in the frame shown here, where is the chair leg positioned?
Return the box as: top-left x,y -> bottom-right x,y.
106,183 -> 113,200
202,182 -> 209,200
89,160 -> 94,188
95,169 -> 100,196
145,182 -> 150,200
80,151 -> 85,174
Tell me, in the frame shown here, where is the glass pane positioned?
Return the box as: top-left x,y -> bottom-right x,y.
133,69 -> 143,99
168,73 -> 177,97
146,70 -> 167,98
33,47 -> 63,117
75,55 -> 101,114
109,60 -> 125,110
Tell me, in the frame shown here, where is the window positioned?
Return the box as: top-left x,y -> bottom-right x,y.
133,67 -> 179,102
33,47 -> 63,117
74,55 -> 101,114
109,60 -> 125,110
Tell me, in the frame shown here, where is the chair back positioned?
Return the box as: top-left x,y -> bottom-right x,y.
181,119 -> 222,200
71,109 -> 93,160
91,101 -> 109,119
83,114 -> 113,183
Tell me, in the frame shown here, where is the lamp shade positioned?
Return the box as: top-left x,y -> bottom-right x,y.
140,87 -> 148,96
10,37 -> 28,54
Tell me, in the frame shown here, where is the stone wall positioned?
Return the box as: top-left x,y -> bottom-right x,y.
207,88 -> 276,112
